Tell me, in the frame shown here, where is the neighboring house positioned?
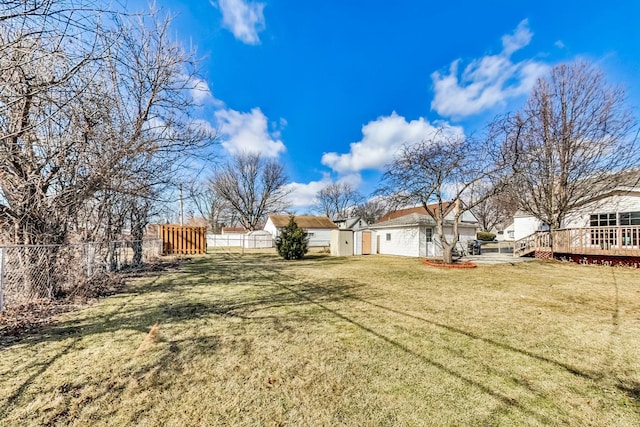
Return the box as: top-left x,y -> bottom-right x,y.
494,221 -> 515,241
264,215 -> 338,247
333,216 -> 370,231
221,227 -> 245,235
369,203 -> 479,258
513,186 -> 640,242
513,211 -> 549,241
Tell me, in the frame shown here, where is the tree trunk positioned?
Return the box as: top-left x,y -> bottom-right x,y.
131,222 -> 145,266
442,244 -> 454,264
16,217 -> 66,299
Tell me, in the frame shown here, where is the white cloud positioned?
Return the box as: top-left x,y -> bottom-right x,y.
321,112 -> 463,175
283,173 -> 364,212
284,176 -> 333,209
190,78 -> 214,104
501,19 -> 532,55
431,19 -> 549,118
213,0 -> 266,45
215,107 -> 286,158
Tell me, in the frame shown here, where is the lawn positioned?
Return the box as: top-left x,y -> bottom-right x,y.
1,251 -> 639,426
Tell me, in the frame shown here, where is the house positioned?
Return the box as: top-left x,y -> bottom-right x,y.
333,216 -> 370,231
513,181 -> 640,260
264,215 -> 338,247
369,203 -> 479,258
495,221 -> 515,241
513,186 -> 640,241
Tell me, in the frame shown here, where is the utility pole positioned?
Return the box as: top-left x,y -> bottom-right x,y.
179,184 -> 184,226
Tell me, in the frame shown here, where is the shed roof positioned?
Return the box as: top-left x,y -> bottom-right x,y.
371,213 -> 435,228
222,227 -> 245,234
377,202 -> 455,223
268,215 -> 338,229
370,212 -> 478,229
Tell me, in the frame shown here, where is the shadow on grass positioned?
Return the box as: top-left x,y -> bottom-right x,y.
229,252 -> 636,422
1,252 -> 368,349
0,252 -> 372,421
2,251 -> 635,422
216,259 -> 553,424
0,336 -> 81,419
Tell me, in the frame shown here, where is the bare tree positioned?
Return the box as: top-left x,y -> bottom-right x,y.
470,189 -> 517,232
212,153 -> 290,231
186,178 -> 237,233
497,61 -> 638,232
379,130 -> 500,263
95,7 -> 216,263
0,2 -> 216,295
352,198 -> 388,225
316,182 -> 362,220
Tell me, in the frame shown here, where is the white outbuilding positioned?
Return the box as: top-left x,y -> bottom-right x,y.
264,215 -> 338,247
369,203 -> 478,258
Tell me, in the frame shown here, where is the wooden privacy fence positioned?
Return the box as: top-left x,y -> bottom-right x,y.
159,225 -> 207,255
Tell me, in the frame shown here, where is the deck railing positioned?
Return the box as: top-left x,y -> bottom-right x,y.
514,231 -> 551,257
551,226 -> 640,256
514,226 -> 640,257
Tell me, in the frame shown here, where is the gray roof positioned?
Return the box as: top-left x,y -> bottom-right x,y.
369,213 -> 436,228
369,212 -> 478,229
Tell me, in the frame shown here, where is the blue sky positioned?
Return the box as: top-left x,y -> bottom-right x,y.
132,0 -> 640,213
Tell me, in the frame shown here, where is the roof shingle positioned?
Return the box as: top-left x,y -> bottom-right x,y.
267,215 -> 338,229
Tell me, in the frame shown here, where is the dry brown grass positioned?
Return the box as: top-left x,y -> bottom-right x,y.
1,251 -> 639,426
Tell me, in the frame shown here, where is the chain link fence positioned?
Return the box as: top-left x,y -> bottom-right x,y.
0,239 -> 163,311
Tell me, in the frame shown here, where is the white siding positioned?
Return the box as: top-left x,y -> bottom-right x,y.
354,230 -> 363,255
563,193 -> 640,228
513,215 -> 548,241
373,224 -> 477,258
455,225 -> 478,246
377,227 -> 421,257
496,223 -> 515,241
263,218 -> 278,238
264,218 -> 333,247
512,192 -> 640,240
307,229 -> 332,247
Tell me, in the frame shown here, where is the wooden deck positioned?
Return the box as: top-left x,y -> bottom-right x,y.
514,226 -> 640,258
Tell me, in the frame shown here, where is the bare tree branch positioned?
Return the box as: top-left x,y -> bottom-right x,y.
211,153 -> 290,231
378,129 -> 500,263
497,61 -> 639,231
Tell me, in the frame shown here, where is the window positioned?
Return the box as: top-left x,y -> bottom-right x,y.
621,228 -> 639,247
619,211 -> 640,226
590,213 -> 617,227
425,228 -> 432,243
386,233 -> 391,241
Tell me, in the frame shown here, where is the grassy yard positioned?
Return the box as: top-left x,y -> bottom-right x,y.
1,251 -> 639,426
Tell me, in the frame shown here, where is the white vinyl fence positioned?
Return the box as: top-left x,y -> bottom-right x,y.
206,234 -> 273,249
0,239 -> 162,312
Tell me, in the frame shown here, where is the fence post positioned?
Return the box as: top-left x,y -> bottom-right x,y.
0,247 -> 5,312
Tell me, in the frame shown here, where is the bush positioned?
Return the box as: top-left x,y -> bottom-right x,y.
275,216 -> 309,260
476,231 -> 496,241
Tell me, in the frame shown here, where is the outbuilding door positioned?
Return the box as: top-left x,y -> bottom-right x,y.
362,231 -> 372,255
425,227 -> 435,257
